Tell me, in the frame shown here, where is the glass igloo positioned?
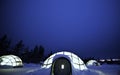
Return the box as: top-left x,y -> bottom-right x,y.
42,51 -> 87,70
0,55 -> 23,67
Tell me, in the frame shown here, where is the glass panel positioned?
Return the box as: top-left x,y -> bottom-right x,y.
8,57 -> 15,62
46,64 -> 51,68
56,52 -> 63,55
44,59 -> 48,65
72,57 -> 79,64
15,57 -> 20,61
80,65 -> 87,70
47,58 -> 53,64
72,53 -> 78,58
2,58 -> 9,62
73,63 -> 79,69
64,52 -> 71,56
12,62 -> 17,66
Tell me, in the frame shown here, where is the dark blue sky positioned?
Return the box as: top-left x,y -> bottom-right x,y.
0,0 -> 120,58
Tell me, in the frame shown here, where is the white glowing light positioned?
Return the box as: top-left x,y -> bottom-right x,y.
61,64 -> 64,69
106,59 -> 111,61
112,59 -> 120,61
42,51 -> 88,70
72,57 -> 79,63
0,55 -> 23,67
87,60 -> 100,66
73,63 -> 79,69
100,59 -> 105,62
57,52 -> 63,55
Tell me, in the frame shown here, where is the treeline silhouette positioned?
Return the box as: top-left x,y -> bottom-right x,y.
0,34 -> 53,63
1,34 -> 120,65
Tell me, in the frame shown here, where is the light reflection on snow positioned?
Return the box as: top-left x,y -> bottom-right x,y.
0,64 -> 119,75
26,68 -> 41,73
90,69 -> 106,75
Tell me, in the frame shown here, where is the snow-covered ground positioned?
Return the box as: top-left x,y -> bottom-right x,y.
0,64 -> 120,75
0,63 -> 41,75
87,64 -> 120,75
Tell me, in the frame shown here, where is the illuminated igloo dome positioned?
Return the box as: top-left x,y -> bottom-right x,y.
42,51 -> 87,75
0,55 -> 23,68
86,60 -> 100,66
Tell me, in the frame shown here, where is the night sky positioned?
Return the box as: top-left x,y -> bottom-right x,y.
0,0 -> 120,58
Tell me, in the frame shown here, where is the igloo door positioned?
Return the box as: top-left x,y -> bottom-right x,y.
51,57 -> 72,75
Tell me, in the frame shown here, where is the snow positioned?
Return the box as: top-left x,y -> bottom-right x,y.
0,64 -> 120,75
87,64 -> 120,75
23,63 -> 41,68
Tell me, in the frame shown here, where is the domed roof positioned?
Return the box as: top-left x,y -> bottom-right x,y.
86,60 -> 100,66
42,51 -> 87,70
0,55 -> 23,67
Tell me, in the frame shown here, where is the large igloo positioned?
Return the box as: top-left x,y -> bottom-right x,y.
42,51 -> 87,75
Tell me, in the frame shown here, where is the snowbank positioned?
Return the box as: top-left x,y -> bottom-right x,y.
23,63 -> 41,68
